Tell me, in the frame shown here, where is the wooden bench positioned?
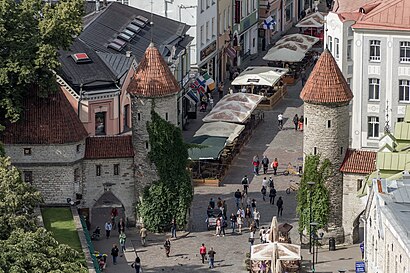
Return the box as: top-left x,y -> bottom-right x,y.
193,178 -> 221,187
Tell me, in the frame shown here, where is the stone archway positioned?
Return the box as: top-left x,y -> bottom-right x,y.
352,210 -> 365,244
91,191 -> 125,231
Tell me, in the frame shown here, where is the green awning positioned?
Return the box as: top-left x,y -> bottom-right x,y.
377,152 -> 410,170
188,136 -> 228,160
394,122 -> 410,140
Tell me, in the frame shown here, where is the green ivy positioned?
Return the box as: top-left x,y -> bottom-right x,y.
296,154 -> 331,233
137,110 -> 193,232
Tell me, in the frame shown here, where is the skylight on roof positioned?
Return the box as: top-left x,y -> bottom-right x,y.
136,15 -> 149,24
118,33 -> 132,42
71,53 -> 91,63
126,24 -> 141,34
112,38 -> 126,47
123,29 -> 136,37
132,19 -> 145,28
107,42 -> 124,52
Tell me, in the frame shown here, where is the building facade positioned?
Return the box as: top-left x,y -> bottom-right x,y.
325,0 -> 410,150
217,0 -> 234,82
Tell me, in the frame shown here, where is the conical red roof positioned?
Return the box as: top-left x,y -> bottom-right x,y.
300,49 -> 353,104
127,43 -> 180,97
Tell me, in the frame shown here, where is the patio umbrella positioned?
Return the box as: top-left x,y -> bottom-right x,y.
231,66 -> 288,87
276,34 -> 320,47
263,41 -> 307,62
269,216 -> 279,242
296,11 -> 326,28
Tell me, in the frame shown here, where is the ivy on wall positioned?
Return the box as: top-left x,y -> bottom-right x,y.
137,110 -> 193,232
297,154 -> 331,233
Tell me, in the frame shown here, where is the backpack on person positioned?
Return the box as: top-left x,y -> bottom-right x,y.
269,179 -> 274,188
261,187 -> 267,195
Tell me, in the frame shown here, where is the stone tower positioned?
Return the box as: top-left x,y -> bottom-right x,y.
127,43 -> 180,202
300,49 -> 353,242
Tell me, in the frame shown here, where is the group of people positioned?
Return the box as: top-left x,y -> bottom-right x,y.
292,114 -> 304,131
251,155 -> 280,176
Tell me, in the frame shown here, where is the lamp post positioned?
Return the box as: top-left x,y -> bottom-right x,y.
310,222 -> 318,272
307,181 -> 315,253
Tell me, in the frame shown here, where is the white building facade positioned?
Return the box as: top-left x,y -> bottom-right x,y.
324,0 -> 410,150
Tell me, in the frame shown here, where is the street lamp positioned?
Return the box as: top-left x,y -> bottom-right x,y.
307,181 -> 315,253
310,222 -> 318,271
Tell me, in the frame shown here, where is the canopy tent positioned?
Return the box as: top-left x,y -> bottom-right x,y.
295,12 -> 326,28
188,136 -> 228,160
231,66 -> 288,87
203,93 -> 264,124
194,122 -> 245,143
276,34 -> 319,47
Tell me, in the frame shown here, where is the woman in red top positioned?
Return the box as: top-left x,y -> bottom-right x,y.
199,243 -> 207,264
272,158 -> 279,175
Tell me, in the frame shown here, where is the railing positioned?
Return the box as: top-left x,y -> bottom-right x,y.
79,215 -> 101,273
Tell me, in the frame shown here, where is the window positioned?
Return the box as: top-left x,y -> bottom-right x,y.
74,168 -> 80,182
357,179 -> 363,191
206,0 -> 210,8
228,5 -> 232,27
347,39 -> 353,60
145,141 -> 149,149
327,120 -> 331,128
340,147 -> 343,155
305,117 -> 307,125
399,80 -> 410,102
114,164 -> 119,175
368,116 -> 379,138
234,0 -> 240,24
23,171 -> 33,184
241,0 -> 246,18
200,0 -> 204,12
400,41 -> 410,62
285,0 -> 293,22
347,77 -> 352,88
165,112 -> 168,121
124,104 -> 130,130
200,25 -> 204,46
398,117 -> 404,122
369,40 -> 381,61
96,165 -> 101,176
369,78 -> 380,100
95,112 -> 106,135
137,112 -> 141,121
348,27 -> 353,36
76,144 -> 81,153
247,0 -> 252,15
206,21 -> 209,41
211,17 -> 215,38
313,147 -> 317,155
219,12 -> 223,35
334,38 -> 340,59
24,148 -> 31,156
328,36 -> 333,53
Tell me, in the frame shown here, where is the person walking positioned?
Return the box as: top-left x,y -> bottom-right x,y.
259,227 -> 265,242
277,113 -> 283,130
237,215 -> 243,234
269,176 -> 274,189
105,221 -> 112,239
253,209 -> 260,229
300,68 -> 307,86
230,213 -> 237,233
245,207 -> 252,227
131,254 -> 141,273
251,199 -> 257,211
208,247 -> 216,269
209,198 -> 215,209
276,197 -> 284,217
234,189 -> 242,209
111,207 -> 118,230
261,155 -> 269,174
252,155 -> 260,175
261,186 -> 267,201
298,115 -> 304,131
170,218 -> 177,238
241,175 -> 249,194
110,244 -> 119,265
272,158 -> 279,175
118,218 -> 125,233
215,217 -> 221,236
119,232 -> 126,255
293,114 -> 299,131
139,225 -> 147,246
164,239 -> 171,257
200,243 -> 207,264
269,187 -> 277,205
218,82 -> 224,99
249,229 -> 255,246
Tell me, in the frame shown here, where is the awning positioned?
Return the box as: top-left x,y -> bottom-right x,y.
194,122 -> 245,143
188,136 -> 228,160
231,66 -> 288,87
295,12 -> 327,28
276,34 -> 320,47
251,243 -> 301,261
226,45 -> 237,59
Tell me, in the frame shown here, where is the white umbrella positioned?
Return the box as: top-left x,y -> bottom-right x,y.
296,11 -> 326,28
263,41 -> 307,62
276,34 -> 320,47
231,66 -> 288,87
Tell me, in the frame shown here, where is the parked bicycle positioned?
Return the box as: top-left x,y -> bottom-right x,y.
286,180 -> 299,194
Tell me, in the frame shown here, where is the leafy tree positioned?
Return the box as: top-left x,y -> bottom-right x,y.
0,0 -> 83,127
137,110 -> 193,232
297,154 -> 331,233
0,157 -> 43,239
0,228 -> 87,273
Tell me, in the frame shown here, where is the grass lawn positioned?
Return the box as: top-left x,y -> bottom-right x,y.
41,207 -> 82,252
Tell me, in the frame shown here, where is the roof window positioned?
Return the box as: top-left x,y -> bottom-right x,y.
132,19 -> 145,28
108,42 -> 125,52
71,53 -> 92,63
126,24 -> 141,34
136,15 -> 149,24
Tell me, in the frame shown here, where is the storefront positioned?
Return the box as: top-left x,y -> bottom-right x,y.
199,41 -> 217,79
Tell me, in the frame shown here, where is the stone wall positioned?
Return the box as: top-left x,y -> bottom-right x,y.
342,173 -> 367,244
81,157 -> 135,221
304,102 -> 350,231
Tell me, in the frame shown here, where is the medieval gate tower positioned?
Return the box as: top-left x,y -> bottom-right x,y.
127,43 -> 180,205
300,49 -> 353,242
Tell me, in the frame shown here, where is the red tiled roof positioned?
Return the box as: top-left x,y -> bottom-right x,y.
333,0 -> 378,12
0,86 -> 88,144
127,43 -> 180,97
84,135 -> 134,159
340,149 -> 377,174
352,0 -> 410,31
300,49 -> 353,104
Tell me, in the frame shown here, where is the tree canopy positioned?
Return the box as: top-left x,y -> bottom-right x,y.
297,154 -> 331,233
0,157 -> 87,272
137,110 -> 193,232
0,0 -> 83,127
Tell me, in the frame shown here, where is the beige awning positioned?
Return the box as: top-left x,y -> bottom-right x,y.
231,66 -> 288,87
296,12 -> 327,28
194,122 -> 245,143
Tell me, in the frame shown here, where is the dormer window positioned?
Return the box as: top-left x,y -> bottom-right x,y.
71,53 -> 91,64
24,148 -> 31,156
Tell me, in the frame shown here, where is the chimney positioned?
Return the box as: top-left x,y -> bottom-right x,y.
95,0 -> 100,12
126,51 -> 132,58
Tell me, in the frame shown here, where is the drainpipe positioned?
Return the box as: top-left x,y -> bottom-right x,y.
117,82 -> 121,135
78,84 -> 83,119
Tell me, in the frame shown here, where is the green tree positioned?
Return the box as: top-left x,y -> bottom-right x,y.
0,0 -> 83,126
0,157 -> 43,239
0,228 -> 87,273
297,154 -> 331,233
137,110 -> 193,232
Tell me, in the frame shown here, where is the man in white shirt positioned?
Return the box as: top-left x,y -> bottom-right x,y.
278,113 -> 283,129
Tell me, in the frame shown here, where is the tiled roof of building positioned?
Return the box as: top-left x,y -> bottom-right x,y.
300,49 -> 353,104
340,149 -> 377,174
84,135 -> 134,159
333,0 -> 378,12
352,0 -> 410,31
0,86 -> 88,144
127,43 -> 180,97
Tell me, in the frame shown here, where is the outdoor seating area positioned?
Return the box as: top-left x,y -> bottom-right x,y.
189,93 -> 264,186
296,12 -> 326,42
